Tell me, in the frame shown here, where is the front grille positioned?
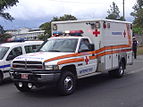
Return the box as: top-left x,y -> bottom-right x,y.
13,61 -> 43,70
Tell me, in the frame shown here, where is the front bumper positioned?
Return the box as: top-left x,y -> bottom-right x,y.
10,69 -> 61,84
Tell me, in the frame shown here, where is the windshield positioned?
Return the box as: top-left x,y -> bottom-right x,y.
39,39 -> 78,52
0,47 -> 9,60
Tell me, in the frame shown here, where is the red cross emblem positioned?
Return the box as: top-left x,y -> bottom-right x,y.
93,29 -> 100,37
84,56 -> 89,65
123,30 -> 126,38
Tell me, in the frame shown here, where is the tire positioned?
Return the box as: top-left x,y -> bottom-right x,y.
109,61 -> 125,78
0,72 -> 3,85
57,71 -> 77,96
14,82 -> 32,92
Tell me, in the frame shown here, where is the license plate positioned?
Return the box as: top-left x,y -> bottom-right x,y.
21,74 -> 29,79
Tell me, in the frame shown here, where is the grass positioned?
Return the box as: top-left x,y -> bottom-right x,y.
137,46 -> 143,55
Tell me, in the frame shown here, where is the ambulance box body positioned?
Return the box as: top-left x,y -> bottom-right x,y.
52,19 -> 133,71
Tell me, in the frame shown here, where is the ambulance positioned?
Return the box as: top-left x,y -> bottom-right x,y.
10,19 -> 133,95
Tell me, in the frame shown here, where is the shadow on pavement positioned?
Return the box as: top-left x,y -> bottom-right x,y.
19,73 -> 120,97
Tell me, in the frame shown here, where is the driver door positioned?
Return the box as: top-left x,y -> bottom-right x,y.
4,47 -> 22,72
77,39 -> 97,77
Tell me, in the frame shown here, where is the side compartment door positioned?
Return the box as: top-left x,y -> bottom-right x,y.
112,53 -> 119,69
77,39 -> 97,77
127,51 -> 133,65
104,48 -> 112,70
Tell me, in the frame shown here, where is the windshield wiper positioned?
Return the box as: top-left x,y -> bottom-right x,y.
48,50 -> 61,52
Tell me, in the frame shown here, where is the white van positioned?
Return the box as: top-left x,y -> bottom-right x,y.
0,41 -> 43,84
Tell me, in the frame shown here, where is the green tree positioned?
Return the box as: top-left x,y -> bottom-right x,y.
39,22 -> 51,38
0,33 -> 12,42
0,0 -> 19,40
106,2 -> 124,20
0,0 -> 19,21
131,0 -> 143,33
131,0 -> 143,28
39,14 -> 77,40
38,34 -> 48,41
52,14 -> 77,21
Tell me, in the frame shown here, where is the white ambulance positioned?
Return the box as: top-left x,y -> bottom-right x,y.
10,19 -> 133,95
0,41 -> 43,84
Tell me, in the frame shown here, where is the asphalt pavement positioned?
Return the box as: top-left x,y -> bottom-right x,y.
0,55 -> 143,107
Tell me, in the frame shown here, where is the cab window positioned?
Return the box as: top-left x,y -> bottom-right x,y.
24,45 -> 41,53
79,39 -> 91,52
6,47 -> 22,61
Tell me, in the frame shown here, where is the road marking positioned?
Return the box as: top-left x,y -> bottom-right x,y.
127,68 -> 143,74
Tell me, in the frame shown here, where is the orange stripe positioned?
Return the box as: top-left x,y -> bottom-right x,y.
57,58 -> 84,65
95,49 -> 132,59
93,45 -> 130,54
44,46 -> 132,63
44,51 -> 93,63
44,53 -> 79,62
89,56 -> 97,60
57,49 -> 132,65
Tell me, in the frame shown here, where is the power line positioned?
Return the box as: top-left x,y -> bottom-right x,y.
48,0 -> 121,5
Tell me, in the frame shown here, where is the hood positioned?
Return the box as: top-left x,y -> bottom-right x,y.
14,52 -> 73,62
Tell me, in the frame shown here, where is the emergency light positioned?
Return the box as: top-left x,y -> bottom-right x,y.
69,30 -> 83,36
53,30 -> 84,36
53,31 -> 63,36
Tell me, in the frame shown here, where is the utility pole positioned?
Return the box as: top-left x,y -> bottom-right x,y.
123,0 -> 125,20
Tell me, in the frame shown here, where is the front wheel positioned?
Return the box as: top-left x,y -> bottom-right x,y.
57,71 -> 77,96
0,72 -> 3,85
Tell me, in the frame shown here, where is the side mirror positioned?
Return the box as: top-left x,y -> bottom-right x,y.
88,44 -> 95,51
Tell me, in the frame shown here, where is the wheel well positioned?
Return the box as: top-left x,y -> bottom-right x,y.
121,57 -> 126,69
0,71 -> 3,78
61,65 -> 77,76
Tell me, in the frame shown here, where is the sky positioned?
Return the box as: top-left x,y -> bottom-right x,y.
0,0 -> 136,30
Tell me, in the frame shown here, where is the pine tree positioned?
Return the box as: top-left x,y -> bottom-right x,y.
106,2 -> 124,20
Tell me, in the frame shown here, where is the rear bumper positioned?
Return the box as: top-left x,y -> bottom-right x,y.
10,69 -> 61,84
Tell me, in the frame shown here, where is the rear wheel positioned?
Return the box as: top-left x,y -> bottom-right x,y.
14,82 -> 32,92
109,61 -> 125,78
57,71 -> 77,96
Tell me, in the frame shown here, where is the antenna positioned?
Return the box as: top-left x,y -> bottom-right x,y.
123,0 -> 125,20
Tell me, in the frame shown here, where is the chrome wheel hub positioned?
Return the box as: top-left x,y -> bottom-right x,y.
64,76 -> 73,91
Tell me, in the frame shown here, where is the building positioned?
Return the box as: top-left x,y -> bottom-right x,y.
6,28 -> 45,40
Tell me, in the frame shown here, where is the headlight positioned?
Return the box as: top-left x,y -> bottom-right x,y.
45,65 -> 59,71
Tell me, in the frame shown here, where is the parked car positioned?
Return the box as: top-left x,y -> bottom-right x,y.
0,41 -> 43,84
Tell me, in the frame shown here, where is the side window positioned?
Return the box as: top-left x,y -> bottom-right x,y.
79,39 -> 91,52
25,45 -> 41,53
6,47 -> 22,61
